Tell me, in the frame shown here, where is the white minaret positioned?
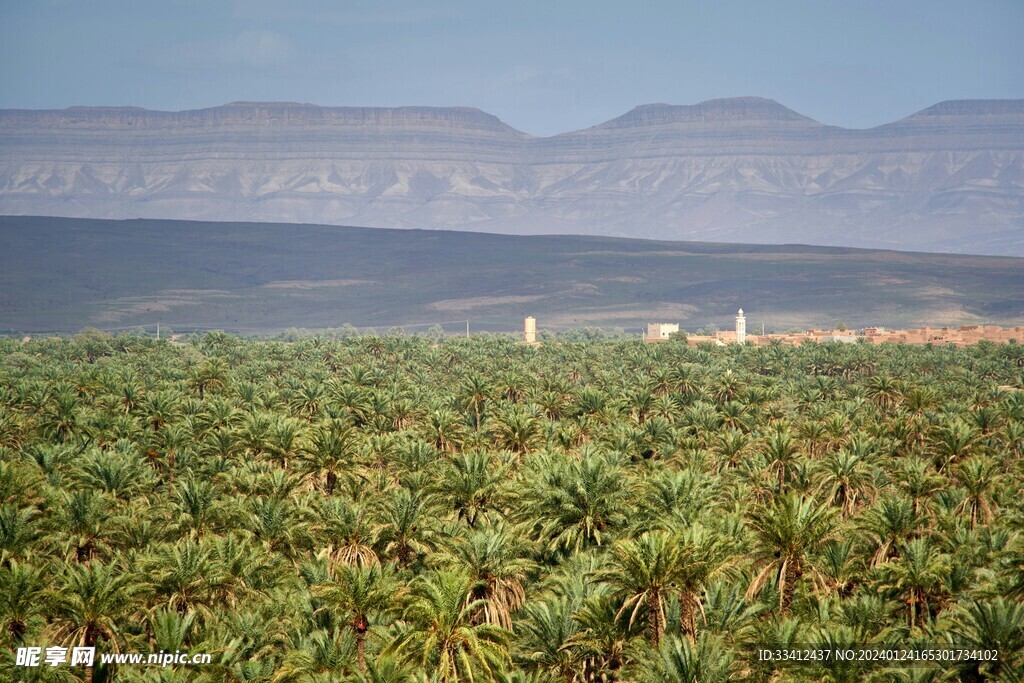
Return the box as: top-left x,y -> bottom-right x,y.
735,309 -> 746,345
524,316 -> 536,343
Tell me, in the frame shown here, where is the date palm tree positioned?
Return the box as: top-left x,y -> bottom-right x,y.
303,426 -> 358,495
51,489 -> 114,564
879,538 -> 948,629
0,560 -> 44,641
461,374 -> 491,429
565,590 -> 640,681
516,596 -> 581,681
933,419 -> 980,471
494,405 -> 544,455
746,493 -> 836,614
674,525 -> 729,640
434,450 -> 508,528
598,530 -> 685,645
523,451 -> 628,556
374,488 -> 436,568
949,598 -> 1024,680
49,560 -> 147,681
632,634 -> 733,683
815,447 -> 875,519
444,525 -> 532,630
315,563 -> 397,670
954,456 -> 999,528
862,495 -> 923,566
762,425 -> 801,493
316,497 -> 380,570
148,537 -> 224,620
386,569 -> 509,682
274,627 -> 358,681
0,503 -> 40,562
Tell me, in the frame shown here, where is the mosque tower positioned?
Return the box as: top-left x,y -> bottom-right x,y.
736,309 -> 746,345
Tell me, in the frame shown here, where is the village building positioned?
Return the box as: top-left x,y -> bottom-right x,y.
644,323 -> 679,341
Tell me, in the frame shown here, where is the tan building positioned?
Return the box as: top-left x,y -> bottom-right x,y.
676,324 -> 1024,347
524,316 -> 537,344
645,323 -> 679,341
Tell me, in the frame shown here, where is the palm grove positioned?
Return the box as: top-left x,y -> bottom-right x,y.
1,331 -> 1023,682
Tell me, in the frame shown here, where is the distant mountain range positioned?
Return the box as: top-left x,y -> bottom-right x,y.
2,98 -> 1023,255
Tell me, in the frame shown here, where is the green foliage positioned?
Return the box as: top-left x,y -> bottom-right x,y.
0,334 -> 1022,680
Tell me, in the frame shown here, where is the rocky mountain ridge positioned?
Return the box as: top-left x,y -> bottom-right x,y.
2,97 -> 1022,255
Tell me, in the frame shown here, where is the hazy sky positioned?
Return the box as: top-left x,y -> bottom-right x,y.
1,0 -> 1021,136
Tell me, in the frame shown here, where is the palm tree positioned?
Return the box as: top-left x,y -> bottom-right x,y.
815,447 -> 875,518
954,456 -> 999,528
867,375 -> 901,413
637,468 -> 716,529
674,525 -> 728,640
712,429 -> 750,472
386,569 -> 510,682
374,488 -> 436,567
516,596 -> 581,681
445,525 -> 532,630
173,475 -> 225,537
303,426 -> 358,495
49,561 -> 147,681
461,374 -> 491,429
762,425 -> 801,493
523,451 -> 628,555
316,497 -> 380,570
244,495 -> 313,559
143,389 -> 180,433
41,387 -> 80,442
932,419 -> 980,471
862,495 -> 923,566
879,538 -> 948,629
949,598 -> 1024,680
798,419 -> 829,460
208,532 -> 280,608
493,405 -> 544,455
895,456 -> 943,515
0,560 -> 44,641
356,654 -> 418,683
316,563 -> 397,670
0,503 -> 40,562
274,627 -> 359,681
51,489 -> 113,563
598,531 -> 685,645
189,357 -> 228,398
746,493 -> 836,614
711,371 -> 744,404
148,537 -> 224,619
426,407 -> 465,454
632,634 -> 733,683
434,450 -> 508,528
565,590 -> 640,681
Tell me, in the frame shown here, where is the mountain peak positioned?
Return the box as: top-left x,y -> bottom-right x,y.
903,99 -> 1024,120
0,102 -> 525,136
596,97 -> 820,130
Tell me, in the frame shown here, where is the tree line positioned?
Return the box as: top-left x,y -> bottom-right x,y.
1,331 -> 1023,681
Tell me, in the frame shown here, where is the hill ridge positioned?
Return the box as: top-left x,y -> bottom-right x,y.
1,98 -> 1022,255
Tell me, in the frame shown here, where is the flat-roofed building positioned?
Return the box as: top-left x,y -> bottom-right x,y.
646,323 -> 679,340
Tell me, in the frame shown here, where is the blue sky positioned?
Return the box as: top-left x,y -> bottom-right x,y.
1,0 -> 1021,136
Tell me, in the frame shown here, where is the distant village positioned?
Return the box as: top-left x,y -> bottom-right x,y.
524,313 -> 1024,347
